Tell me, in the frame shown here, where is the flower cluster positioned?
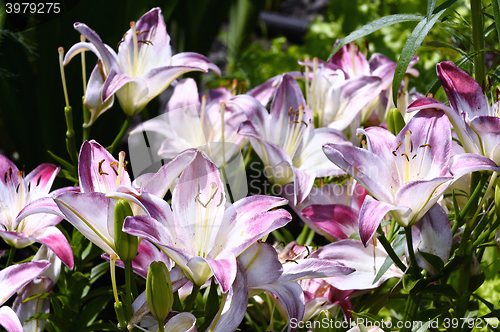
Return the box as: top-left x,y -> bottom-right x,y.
2,5 -> 500,332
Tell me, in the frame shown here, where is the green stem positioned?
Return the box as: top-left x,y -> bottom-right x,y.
82,96 -> 90,142
107,116 -> 134,155
6,247 -> 16,267
387,218 -> 397,241
405,226 -> 420,277
473,215 -> 500,247
401,289 -> 422,331
455,243 -> 472,324
124,260 -> 133,321
244,145 -> 253,168
376,228 -> 407,272
184,283 -> 201,312
453,173 -> 488,233
64,106 -> 78,168
157,317 -> 163,332
471,0 -> 485,85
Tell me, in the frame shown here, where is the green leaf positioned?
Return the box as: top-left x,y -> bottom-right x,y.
418,251 -> 445,271
403,274 -> 419,291
327,14 -> 424,60
199,279 -> 221,331
427,0 -> 437,18
491,0 -> 500,40
89,262 -> 109,284
392,5 -> 452,105
422,284 -> 458,299
374,232 -> 406,284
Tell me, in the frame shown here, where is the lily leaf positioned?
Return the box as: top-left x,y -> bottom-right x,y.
419,251 -> 445,271
327,14 -> 424,60
392,5 -> 451,105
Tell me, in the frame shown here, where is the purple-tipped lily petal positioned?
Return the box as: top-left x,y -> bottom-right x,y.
302,204 -> 359,240
408,204 -> 452,274
55,192 -> 116,255
323,143 -> 394,203
79,140 -> 131,193
312,239 -> 404,290
68,8 -> 219,116
449,153 -> 500,179
254,281 -> 305,330
437,61 -> 490,117
84,62 -> 115,126
0,260 -> 51,305
208,263 -> 248,332
358,196 -> 410,245
0,307 -> 23,332
238,241 -> 283,287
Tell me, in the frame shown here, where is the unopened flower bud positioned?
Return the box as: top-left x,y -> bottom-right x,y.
114,199 -> 140,262
146,261 -> 173,323
387,108 -> 406,136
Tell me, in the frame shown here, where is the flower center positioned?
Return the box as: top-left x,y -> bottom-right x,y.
96,151 -> 128,193
194,182 -> 224,257
391,130 -> 432,186
283,105 -> 310,159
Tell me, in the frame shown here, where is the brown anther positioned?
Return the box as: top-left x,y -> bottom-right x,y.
488,76 -> 492,90
195,185 -> 219,208
285,259 -> 299,264
110,161 -> 119,176
419,144 -> 431,149
216,193 -> 224,207
410,140 -> 413,153
138,40 -> 153,46
304,246 -> 311,258
401,153 -> 410,162
288,106 -> 293,116
9,167 -> 12,179
412,154 -> 417,160
481,80 -> 485,95
98,159 -> 109,176
395,141 -> 402,151
36,175 -> 41,187
27,182 -> 31,192
4,172 -> 7,183
496,87 -> 499,102
427,92 -> 434,98
301,121 -> 308,127
22,165 -> 26,176
392,151 -> 397,156
16,184 -> 19,193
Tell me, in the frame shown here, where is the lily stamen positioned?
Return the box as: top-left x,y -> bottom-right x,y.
98,159 -> 109,176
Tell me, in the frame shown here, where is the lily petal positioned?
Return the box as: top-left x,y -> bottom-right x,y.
358,196 -> 410,245
302,204 -> 359,240
238,241 -> 283,287
0,260 -> 50,305
0,306 -> 23,332
437,61 -> 490,117
323,143 -> 393,203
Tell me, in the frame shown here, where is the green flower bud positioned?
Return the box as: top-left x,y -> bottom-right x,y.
387,108 -> 406,136
146,261 -> 173,323
114,199 -> 140,262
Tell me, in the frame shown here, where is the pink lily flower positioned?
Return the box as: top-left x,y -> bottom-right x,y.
238,241 -> 354,331
129,78 -> 248,168
237,74 -> 348,205
323,109 -> 500,245
13,245 -> 61,331
408,61 -> 500,164
0,155 -> 74,268
64,8 -> 220,117
0,260 -> 50,332
280,179 -> 367,241
122,151 -> 292,293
